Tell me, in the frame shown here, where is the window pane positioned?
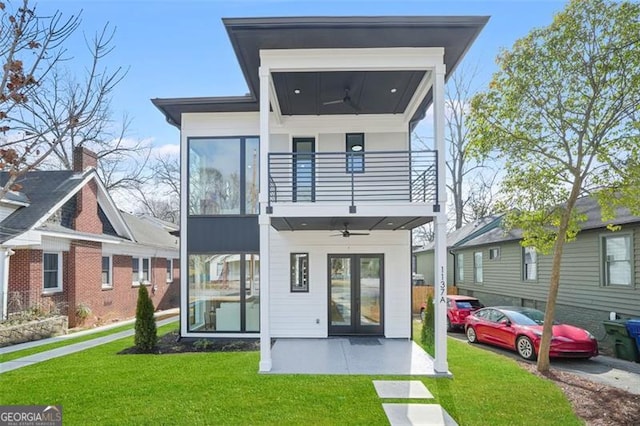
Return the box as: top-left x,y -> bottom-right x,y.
458,253 -> 464,281
245,254 -> 260,332
132,258 -> 139,282
44,253 -> 58,271
290,253 -> 309,292
43,253 -> 59,289
346,133 -> 364,173
102,256 -> 110,285
245,137 -> 260,214
474,252 -> 483,283
188,254 -> 241,332
605,235 -> 631,285
189,138 -> 241,215
142,258 -> 150,281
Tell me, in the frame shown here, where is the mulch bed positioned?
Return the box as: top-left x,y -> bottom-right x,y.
118,331 -> 259,354
520,362 -> 640,426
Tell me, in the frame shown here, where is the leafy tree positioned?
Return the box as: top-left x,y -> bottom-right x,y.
134,284 -> 157,353
469,0 -> 640,372
0,0 -> 125,198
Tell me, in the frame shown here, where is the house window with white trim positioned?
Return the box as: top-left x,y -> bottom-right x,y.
132,257 -> 151,284
602,234 -> 632,286
456,253 -> 464,282
166,259 -> 173,283
43,252 -> 63,292
523,247 -> 538,281
102,256 -> 112,288
474,251 -> 483,283
489,247 -> 500,260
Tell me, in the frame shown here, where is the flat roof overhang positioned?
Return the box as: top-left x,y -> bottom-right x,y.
152,16 -> 489,128
270,215 -> 432,232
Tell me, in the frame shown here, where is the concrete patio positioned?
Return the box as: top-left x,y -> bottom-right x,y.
268,337 -> 451,376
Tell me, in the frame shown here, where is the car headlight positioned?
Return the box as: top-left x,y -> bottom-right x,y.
532,330 -> 543,337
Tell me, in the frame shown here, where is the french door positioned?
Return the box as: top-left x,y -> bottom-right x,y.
328,254 -> 384,335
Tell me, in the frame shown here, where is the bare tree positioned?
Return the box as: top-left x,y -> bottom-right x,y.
0,1 -> 125,197
39,26 -> 150,192
134,153 -> 179,223
412,65 -> 497,231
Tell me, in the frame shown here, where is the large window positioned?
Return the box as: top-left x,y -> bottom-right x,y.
602,234 -> 632,286
188,253 -> 260,333
474,251 -> 483,283
457,253 -> 464,282
102,256 -> 112,288
43,252 -> 62,292
523,247 -> 538,281
188,137 -> 259,215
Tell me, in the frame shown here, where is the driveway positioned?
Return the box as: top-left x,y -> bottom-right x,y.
448,331 -> 640,395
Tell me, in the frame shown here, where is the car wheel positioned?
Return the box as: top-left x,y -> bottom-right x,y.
446,317 -> 453,332
516,336 -> 536,360
466,326 -> 478,343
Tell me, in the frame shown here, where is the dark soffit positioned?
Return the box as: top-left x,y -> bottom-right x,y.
152,16 -> 489,127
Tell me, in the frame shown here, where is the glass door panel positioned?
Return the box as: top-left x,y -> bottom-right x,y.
330,256 -> 351,327
359,257 -> 381,327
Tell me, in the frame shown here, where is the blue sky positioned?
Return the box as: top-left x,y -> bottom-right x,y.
40,0 -> 568,153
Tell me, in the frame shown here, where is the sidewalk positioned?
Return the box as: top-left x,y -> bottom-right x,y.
0,310 -> 179,374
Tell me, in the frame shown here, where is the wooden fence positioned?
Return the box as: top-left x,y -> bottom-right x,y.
412,286 -> 458,314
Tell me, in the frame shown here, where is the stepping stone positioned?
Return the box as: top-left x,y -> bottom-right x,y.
373,380 -> 433,399
382,404 -> 458,426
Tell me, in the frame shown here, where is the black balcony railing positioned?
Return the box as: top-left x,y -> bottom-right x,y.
268,150 -> 437,208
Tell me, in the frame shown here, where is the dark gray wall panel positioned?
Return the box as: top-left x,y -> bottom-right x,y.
187,216 -> 259,252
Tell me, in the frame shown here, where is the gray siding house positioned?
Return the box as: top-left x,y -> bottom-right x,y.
414,215 -> 502,285
451,197 -> 640,353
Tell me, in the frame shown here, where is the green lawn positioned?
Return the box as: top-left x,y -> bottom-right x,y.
0,323 -> 580,425
0,322 -> 138,363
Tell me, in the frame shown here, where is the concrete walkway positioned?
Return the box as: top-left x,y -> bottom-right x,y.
0,311 -> 178,374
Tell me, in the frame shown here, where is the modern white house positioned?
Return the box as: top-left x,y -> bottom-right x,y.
153,16 -> 487,373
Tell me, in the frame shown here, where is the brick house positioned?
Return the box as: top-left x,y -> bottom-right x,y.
0,148 -> 180,327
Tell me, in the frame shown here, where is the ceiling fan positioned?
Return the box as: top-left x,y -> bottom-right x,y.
331,223 -> 370,238
322,88 -> 360,111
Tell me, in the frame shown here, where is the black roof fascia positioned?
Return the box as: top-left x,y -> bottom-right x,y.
152,15 -> 489,128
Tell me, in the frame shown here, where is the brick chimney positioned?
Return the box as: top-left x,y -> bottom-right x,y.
73,146 -> 98,172
73,146 -> 100,234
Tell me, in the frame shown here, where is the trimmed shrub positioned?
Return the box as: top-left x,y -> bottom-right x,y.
134,285 -> 157,352
421,295 -> 434,356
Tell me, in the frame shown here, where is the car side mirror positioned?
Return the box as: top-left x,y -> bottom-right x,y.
499,319 -> 511,326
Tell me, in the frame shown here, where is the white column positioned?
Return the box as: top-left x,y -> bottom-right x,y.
433,63 -> 448,374
0,247 -> 13,320
258,65 -> 272,373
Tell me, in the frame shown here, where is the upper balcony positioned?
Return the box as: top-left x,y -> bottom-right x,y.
267,150 -> 438,230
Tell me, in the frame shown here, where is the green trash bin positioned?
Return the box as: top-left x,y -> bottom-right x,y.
603,319 -> 640,362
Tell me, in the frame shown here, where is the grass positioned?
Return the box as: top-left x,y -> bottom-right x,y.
0,322 -> 581,425
0,322 -> 138,363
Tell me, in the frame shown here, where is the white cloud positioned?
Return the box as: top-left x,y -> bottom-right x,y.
152,143 -> 180,157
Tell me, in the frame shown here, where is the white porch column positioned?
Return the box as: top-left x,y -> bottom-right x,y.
433,63 -> 448,374
258,65 -> 272,373
0,247 -> 13,320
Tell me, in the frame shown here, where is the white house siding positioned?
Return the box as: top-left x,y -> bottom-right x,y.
40,237 -> 71,252
0,204 -> 18,222
268,229 -> 411,338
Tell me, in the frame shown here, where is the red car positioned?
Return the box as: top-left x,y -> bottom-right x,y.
465,306 -> 598,360
420,295 -> 483,331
